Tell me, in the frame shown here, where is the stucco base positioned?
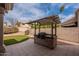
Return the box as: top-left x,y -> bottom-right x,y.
0,46 -> 5,56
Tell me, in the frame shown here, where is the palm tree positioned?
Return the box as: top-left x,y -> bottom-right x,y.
60,4 -> 65,13
60,3 -> 69,13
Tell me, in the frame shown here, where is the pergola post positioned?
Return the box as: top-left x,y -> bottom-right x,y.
55,23 -> 57,36
34,23 -> 36,36
38,22 -> 41,33
51,22 -> 53,38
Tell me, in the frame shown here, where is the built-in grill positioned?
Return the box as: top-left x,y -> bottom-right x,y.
37,32 -> 53,39
37,32 -> 46,39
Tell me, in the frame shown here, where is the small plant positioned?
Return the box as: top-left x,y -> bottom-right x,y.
16,20 -> 21,27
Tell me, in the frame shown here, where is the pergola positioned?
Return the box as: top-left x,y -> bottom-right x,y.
28,15 -> 60,49
0,3 -> 13,53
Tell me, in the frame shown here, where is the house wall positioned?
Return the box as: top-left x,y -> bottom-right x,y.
76,9 -> 79,27
61,9 -> 79,27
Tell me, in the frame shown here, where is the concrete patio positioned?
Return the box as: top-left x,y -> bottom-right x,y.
4,39 -> 79,56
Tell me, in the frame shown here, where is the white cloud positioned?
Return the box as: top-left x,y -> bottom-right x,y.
63,4 -> 79,10
59,14 -> 67,19
4,3 -> 46,23
4,3 -> 79,24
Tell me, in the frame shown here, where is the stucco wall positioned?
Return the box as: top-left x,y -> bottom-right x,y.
57,27 -> 79,43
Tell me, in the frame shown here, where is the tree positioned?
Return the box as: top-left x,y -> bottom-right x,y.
4,22 -> 7,26
60,4 -> 65,13
60,4 -> 68,13
16,20 -> 21,27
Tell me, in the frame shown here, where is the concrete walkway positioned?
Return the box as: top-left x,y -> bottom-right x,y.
58,39 -> 79,46
5,39 -> 79,56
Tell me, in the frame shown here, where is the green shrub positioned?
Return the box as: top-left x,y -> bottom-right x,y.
25,30 -> 29,35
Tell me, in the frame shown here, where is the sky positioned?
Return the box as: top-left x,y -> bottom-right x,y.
4,3 -> 79,24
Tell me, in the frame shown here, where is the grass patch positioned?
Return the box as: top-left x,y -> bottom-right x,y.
4,35 -> 29,46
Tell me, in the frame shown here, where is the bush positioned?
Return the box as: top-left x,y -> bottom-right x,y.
25,30 -> 29,35
4,27 -> 19,34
